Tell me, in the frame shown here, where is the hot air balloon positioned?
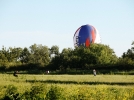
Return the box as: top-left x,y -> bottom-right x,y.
73,24 -> 101,47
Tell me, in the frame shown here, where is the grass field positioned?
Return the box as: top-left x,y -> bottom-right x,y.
0,74 -> 134,99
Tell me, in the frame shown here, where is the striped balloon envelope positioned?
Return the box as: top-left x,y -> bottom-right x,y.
73,24 -> 101,47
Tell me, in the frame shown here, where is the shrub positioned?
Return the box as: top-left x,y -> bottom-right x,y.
22,84 -> 45,100
3,85 -> 20,100
45,85 -> 64,100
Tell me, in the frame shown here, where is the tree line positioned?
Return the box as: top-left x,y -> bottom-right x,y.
0,42 -> 134,71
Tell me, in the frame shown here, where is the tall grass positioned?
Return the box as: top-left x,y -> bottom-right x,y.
0,74 -> 134,99
0,84 -> 134,100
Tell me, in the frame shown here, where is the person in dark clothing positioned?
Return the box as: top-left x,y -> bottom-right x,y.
13,71 -> 18,77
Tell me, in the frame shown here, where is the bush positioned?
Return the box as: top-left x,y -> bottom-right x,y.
45,85 -> 64,100
22,84 -> 45,100
3,85 -> 20,100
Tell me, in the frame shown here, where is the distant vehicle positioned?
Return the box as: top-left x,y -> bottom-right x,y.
73,24 -> 101,47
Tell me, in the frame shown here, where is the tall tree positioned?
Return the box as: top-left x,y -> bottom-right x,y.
49,45 -> 59,60
20,47 -> 30,64
28,44 -> 50,67
50,45 -> 59,55
122,41 -> 134,60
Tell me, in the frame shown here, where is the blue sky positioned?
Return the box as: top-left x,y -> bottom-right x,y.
0,0 -> 134,57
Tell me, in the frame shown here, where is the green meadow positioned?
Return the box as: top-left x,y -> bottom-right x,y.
0,74 -> 134,100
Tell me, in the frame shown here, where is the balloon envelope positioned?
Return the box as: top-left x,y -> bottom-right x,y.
73,24 -> 101,47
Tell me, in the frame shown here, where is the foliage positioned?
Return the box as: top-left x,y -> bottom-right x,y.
0,42 -> 134,71
3,85 -> 20,100
0,84 -> 134,100
0,74 -> 134,99
45,85 -> 63,100
122,41 -> 134,60
117,41 -> 134,69
22,84 -> 45,100
50,44 -> 118,70
28,44 -> 50,67
0,44 -> 51,70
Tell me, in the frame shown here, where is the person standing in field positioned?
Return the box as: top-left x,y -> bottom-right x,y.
47,70 -> 49,74
46,70 -> 49,74
93,69 -> 96,76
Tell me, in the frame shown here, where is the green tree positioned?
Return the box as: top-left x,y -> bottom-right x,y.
9,47 -> 23,62
70,44 -> 117,69
20,47 -> 30,64
0,51 -> 8,68
60,48 -> 73,69
50,44 -> 117,70
0,46 -> 23,69
89,44 -> 117,65
28,44 -> 50,67
118,41 -> 134,69
122,41 -> 134,60
50,45 -> 59,55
